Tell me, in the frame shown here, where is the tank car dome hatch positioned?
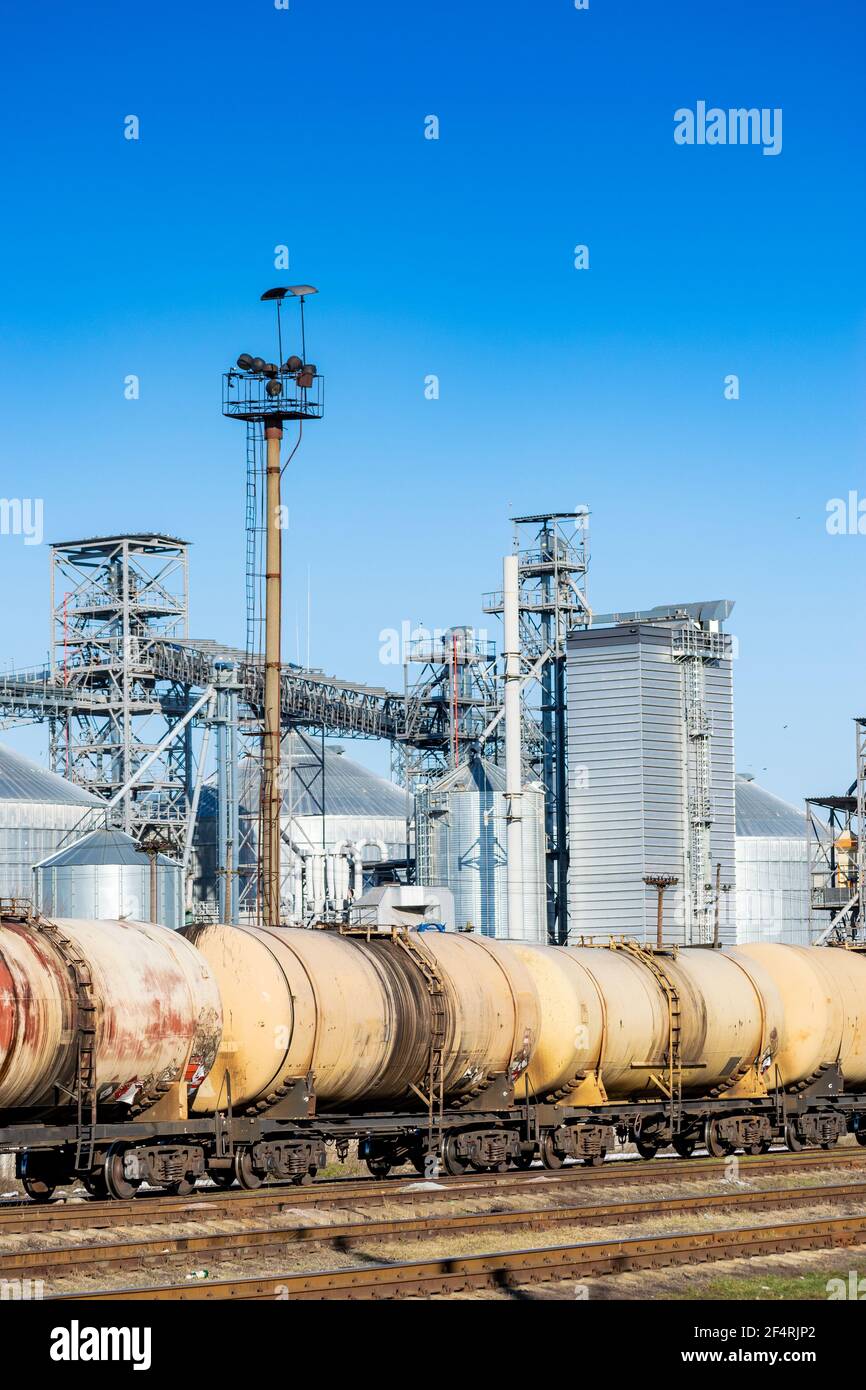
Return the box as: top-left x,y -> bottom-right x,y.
735,773 -> 813,946
190,734 -> 410,923
0,740 -> 104,900
33,827 -> 184,930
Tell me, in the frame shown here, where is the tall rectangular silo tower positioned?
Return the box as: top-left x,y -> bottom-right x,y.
565,602 -> 736,945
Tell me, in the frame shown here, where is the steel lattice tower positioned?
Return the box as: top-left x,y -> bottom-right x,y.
484,511 -> 591,943
48,534 -> 192,842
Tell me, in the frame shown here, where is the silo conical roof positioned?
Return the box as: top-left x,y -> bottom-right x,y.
0,743 -> 102,807
735,774 -> 807,839
33,828 -> 177,870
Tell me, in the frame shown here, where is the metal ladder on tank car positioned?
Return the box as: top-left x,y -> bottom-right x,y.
621,940 -> 684,1130
35,917 -> 98,1171
394,930 -> 447,1152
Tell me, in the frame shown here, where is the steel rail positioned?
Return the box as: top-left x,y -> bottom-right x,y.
48,1210 -> 866,1301
3,1148 -> 865,1237
8,1181 -> 866,1282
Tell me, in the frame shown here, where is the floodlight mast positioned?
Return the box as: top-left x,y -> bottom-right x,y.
223,285 -> 323,927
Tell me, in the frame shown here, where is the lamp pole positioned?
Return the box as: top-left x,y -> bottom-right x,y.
222,285 -> 322,930
644,874 -> 679,949
262,418 -> 283,927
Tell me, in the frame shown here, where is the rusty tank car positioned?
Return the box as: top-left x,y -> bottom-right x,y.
0,909 -> 221,1197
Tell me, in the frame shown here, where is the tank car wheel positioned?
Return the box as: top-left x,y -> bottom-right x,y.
442,1135 -> 470,1176
512,1149 -> 536,1170
366,1158 -> 392,1178
635,1139 -> 659,1160
104,1145 -> 140,1201
164,1176 -> 196,1197
540,1133 -> 564,1170
82,1171 -> 109,1199
856,1130 -> 866,1148
672,1135 -> 696,1159
784,1121 -> 804,1153
704,1118 -> 733,1159
208,1170 -> 236,1189
233,1148 -> 264,1190
21,1176 -> 55,1203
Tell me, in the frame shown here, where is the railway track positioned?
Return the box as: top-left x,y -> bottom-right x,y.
3,1147 -> 864,1237
6,1179 -> 866,1283
47,1210 -> 866,1300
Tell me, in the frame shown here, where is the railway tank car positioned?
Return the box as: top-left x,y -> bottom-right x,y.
3,904 -> 866,1199
183,922 -> 539,1180
0,910 -> 221,1197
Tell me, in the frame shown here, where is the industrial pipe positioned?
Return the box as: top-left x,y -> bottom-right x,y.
503,554 -> 523,938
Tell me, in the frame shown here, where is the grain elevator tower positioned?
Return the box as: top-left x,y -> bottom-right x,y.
566,601 -> 736,945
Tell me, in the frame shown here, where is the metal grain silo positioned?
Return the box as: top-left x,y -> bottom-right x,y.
0,742 -> 103,900
34,828 -> 184,929
735,774 -> 812,944
415,754 -> 546,941
191,735 -> 409,922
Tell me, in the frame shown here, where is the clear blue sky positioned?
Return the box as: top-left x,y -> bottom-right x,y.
0,0 -> 863,805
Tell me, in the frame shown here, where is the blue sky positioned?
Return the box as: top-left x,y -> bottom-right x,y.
0,0 -> 864,804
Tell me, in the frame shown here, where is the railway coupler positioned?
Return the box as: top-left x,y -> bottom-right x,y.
358,1135 -> 420,1178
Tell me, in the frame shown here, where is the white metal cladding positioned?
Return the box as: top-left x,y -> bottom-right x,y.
190,740 -> 410,921
0,800 -> 102,899
415,756 -> 547,941
733,776 -> 813,944
34,860 -> 184,929
566,624 -> 736,944
735,837 -> 811,944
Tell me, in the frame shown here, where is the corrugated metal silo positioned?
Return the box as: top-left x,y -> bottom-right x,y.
566,619 -> 736,944
0,742 -> 103,900
415,754 -> 547,941
735,774 -> 812,944
192,735 -> 409,922
34,828 -> 184,929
